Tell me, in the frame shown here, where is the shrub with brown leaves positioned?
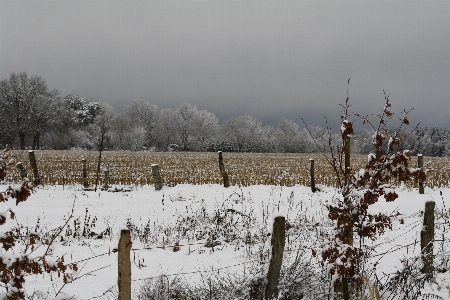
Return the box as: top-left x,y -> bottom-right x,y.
308,84 -> 427,298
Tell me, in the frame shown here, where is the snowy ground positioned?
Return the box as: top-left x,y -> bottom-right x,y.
1,182 -> 450,299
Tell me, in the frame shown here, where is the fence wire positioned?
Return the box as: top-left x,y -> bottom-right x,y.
79,193 -> 450,300
87,258 -> 267,300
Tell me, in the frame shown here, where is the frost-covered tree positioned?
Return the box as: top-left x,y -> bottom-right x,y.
260,125 -> 278,152
0,72 -> 59,149
300,126 -> 338,153
61,94 -> 102,128
173,103 -> 194,150
109,114 -> 133,150
154,108 -> 177,150
125,100 -> 159,148
189,108 -> 219,151
351,129 -> 376,154
221,115 -> 263,152
42,95 -> 102,150
351,127 -> 450,157
415,127 -> 450,156
172,103 -> 219,151
275,118 -> 302,153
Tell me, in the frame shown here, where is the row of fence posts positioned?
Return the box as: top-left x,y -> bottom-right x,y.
20,151 -> 426,194
81,151 -> 230,190
152,153 -> 425,193
15,152 -> 165,191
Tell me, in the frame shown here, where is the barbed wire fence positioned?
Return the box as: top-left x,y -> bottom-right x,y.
78,215 -> 293,300
79,238 -> 271,300
76,194 -> 450,300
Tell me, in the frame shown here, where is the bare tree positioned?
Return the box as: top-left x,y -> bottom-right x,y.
93,103 -> 116,191
29,93 -> 60,149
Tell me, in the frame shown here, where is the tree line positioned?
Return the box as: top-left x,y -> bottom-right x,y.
0,72 -> 449,156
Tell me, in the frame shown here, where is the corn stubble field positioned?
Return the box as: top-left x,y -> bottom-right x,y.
6,150 -> 450,188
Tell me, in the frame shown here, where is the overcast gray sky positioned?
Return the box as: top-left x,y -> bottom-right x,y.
1,0 -> 449,129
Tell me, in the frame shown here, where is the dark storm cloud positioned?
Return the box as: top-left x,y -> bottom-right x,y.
1,1 -> 449,129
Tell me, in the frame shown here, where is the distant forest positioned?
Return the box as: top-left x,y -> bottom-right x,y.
1,72 -> 449,156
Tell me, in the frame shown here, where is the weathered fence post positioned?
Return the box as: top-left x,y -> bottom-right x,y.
218,151 -> 230,187
28,150 -> 40,184
103,169 -> 109,189
421,201 -> 435,273
118,229 -> 132,300
309,158 -> 315,193
151,164 -> 162,191
418,154 -> 424,194
265,216 -> 285,300
345,137 -> 351,179
82,158 -> 88,188
16,162 -> 27,179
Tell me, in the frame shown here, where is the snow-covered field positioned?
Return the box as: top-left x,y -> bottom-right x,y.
2,182 -> 450,299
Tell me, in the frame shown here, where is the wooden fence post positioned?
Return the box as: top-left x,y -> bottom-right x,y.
418,154 -> 424,194
82,158 -> 88,188
151,164 -> 162,191
28,150 -> 40,184
309,158 -> 315,193
103,169 -> 109,189
421,201 -> 435,273
345,137 -> 351,179
218,151 -> 230,187
118,229 -> 132,300
265,216 -> 285,300
16,162 -> 27,179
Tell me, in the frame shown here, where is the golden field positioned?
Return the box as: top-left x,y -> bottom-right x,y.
5,150 -> 450,189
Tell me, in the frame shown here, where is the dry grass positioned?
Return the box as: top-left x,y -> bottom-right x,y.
5,150 -> 450,188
